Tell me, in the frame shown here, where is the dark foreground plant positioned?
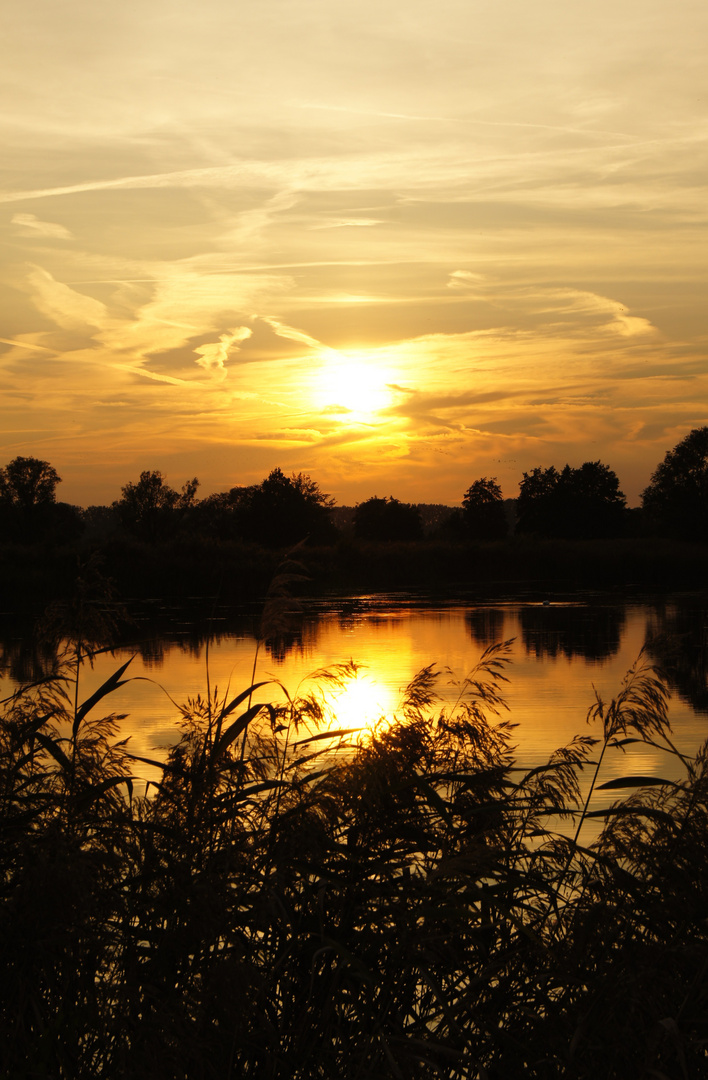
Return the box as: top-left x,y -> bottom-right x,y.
1,637 -> 707,1079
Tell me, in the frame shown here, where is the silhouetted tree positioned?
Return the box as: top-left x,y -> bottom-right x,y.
0,456 -> 80,544
641,427 -> 708,541
81,504 -> 121,541
462,477 -> 508,541
0,457 -> 60,508
191,488 -> 244,542
559,461 -> 627,539
516,461 -> 626,539
353,497 -> 423,542
236,468 -> 336,547
516,466 -> 562,536
417,504 -> 457,538
114,471 -> 199,542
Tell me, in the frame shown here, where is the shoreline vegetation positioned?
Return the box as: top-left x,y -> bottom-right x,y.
2,631 -> 708,1077
1,428 -> 707,608
1,533 -> 708,612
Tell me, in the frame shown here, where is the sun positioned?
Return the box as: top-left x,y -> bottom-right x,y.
314,353 -> 394,419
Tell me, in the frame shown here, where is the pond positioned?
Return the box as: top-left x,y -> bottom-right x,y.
3,591 -> 706,809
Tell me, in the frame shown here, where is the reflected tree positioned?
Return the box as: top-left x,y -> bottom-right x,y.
466,607 -> 506,647
520,603 -> 626,661
645,601 -> 708,713
0,625 -> 57,684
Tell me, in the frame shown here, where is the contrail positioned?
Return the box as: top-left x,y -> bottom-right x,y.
293,101 -> 639,140
0,337 -> 56,352
0,163 -> 282,204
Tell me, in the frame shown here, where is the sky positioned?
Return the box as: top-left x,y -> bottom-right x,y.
2,0 -> 707,508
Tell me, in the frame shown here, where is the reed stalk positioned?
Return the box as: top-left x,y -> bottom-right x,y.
1,613 -> 706,1078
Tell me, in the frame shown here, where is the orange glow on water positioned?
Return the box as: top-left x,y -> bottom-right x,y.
323,669 -> 399,731
28,599 -> 704,807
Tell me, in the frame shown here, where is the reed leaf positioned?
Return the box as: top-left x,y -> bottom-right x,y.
213,701 -> 276,759
73,655 -> 133,734
220,680 -> 275,720
584,805 -> 677,826
291,727 -> 361,747
74,774 -> 134,809
597,775 -> 682,790
33,730 -> 71,772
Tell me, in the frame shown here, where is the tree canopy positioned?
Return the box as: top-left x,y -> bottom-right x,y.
0,456 -> 80,544
235,468 -> 336,547
0,457 -> 61,509
516,461 -> 626,539
114,471 -> 199,542
462,477 -> 508,541
354,497 -> 423,542
641,427 -> 708,541
8,438 -> 708,555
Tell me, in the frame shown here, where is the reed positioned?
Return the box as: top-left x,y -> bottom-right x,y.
1,630 -> 707,1078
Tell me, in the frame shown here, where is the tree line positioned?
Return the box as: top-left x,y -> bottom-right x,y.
1,426 -> 707,548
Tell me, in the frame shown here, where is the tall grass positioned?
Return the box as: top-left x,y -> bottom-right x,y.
1,627 -> 707,1077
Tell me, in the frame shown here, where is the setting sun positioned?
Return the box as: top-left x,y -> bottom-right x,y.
314,354 -> 396,420
2,0 -> 707,509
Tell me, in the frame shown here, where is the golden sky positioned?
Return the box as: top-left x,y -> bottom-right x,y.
2,0 -> 707,507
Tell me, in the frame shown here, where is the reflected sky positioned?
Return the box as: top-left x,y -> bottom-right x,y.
6,597 -> 702,803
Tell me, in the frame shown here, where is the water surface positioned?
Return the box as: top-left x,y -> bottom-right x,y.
6,593 -> 703,803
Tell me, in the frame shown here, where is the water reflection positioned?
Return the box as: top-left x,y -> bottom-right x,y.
1,595 -> 706,799
645,600 -> 708,715
519,602 -> 626,662
0,628 -> 57,685
465,607 -> 506,647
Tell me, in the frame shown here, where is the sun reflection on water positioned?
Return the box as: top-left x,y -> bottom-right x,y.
323,670 -> 399,732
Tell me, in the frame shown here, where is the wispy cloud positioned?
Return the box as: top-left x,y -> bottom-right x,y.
259,317 -> 330,351
11,213 -> 72,239
194,328 -> 252,379
2,0 -> 707,505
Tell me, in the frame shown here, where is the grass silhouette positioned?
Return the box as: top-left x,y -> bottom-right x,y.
1,622 -> 707,1078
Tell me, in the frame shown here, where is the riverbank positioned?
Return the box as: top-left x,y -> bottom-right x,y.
1,534 -> 707,611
